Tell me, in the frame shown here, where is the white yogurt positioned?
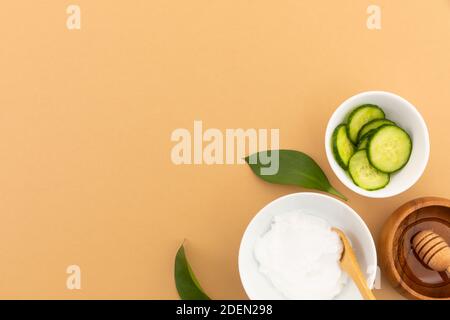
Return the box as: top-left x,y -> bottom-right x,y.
254,210 -> 347,300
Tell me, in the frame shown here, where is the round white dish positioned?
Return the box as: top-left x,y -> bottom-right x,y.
239,192 -> 377,300
325,91 -> 429,198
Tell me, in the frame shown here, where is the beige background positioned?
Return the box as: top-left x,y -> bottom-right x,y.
0,1 -> 449,299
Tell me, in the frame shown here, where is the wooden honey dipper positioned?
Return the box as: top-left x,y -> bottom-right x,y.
412,230 -> 450,273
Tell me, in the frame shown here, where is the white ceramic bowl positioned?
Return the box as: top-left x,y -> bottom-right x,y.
239,192 -> 377,300
325,91 -> 429,198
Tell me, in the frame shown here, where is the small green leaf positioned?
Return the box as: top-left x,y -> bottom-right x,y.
245,150 -> 347,201
174,243 -> 211,300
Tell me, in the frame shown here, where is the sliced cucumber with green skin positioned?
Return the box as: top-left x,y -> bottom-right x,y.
347,104 -> 385,143
358,119 -> 396,142
348,150 -> 390,191
332,124 -> 355,169
357,133 -> 372,150
368,125 -> 412,173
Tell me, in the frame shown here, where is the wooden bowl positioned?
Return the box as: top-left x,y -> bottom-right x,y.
379,197 -> 450,300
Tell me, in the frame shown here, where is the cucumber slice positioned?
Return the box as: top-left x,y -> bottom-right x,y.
347,104 -> 385,143
358,119 -> 396,142
368,125 -> 412,173
332,124 -> 355,169
348,150 -> 390,191
357,134 -> 372,150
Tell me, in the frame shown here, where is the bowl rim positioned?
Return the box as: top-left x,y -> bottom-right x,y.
238,191 -> 378,300
379,196 -> 450,300
324,90 -> 430,198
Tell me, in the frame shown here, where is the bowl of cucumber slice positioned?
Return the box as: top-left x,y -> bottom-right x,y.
325,91 -> 429,198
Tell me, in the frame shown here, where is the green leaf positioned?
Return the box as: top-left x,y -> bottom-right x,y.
174,243 -> 211,300
245,150 -> 347,201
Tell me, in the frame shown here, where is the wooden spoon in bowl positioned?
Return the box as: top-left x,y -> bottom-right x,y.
333,228 -> 376,300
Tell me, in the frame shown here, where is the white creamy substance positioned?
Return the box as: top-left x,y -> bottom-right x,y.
254,210 -> 347,300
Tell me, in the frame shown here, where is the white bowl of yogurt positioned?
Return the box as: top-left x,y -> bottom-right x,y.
239,192 -> 377,300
